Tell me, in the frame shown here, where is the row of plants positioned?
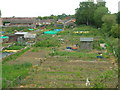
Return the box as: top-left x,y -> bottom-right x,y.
49,51 -> 98,60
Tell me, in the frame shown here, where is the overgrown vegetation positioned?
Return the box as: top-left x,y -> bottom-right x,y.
2,62 -> 32,88
34,35 -> 60,47
92,69 -> 118,88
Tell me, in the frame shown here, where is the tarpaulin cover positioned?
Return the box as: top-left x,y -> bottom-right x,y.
28,29 -> 34,30
1,31 -> 4,34
66,47 -> 72,49
44,31 -> 58,34
54,29 -> 62,32
0,36 -> 9,39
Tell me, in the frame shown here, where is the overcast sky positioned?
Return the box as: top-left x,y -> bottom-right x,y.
0,0 -> 119,17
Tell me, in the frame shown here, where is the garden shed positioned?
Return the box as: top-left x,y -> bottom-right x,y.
24,33 -> 36,45
14,32 -> 28,45
80,37 -> 93,50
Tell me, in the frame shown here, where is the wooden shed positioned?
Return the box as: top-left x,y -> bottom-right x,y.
80,37 -> 93,50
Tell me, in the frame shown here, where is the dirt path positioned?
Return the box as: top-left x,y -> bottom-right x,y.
7,48 -> 48,65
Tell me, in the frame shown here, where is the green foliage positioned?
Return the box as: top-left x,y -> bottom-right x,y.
2,27 -> 29,35
102,14 -> 117,34
3,47 -> 30,63
49,51 -> 97,60
110,24 -> 119,38
34,35 -> 60,47
75,2 -> 97,25
37,13 -> 74,20
5,45 -> 25,50
94,7 -> 108,27
102,14 -> 117,26
2,62 -> 32,88
92,70 -> 117,88
117,12 -> 120,24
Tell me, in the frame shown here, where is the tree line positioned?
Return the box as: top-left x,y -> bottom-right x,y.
75,1 -> 119,38
37,13 -> 75,20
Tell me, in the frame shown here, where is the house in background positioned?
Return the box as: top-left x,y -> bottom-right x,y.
2,17 -> 37,27
55,18 -> 76,28
36,19 -> 56,26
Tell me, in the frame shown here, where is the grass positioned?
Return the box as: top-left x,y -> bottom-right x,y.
92,69 -> 118,88
2,25 -> 118,88
49,50 -> 98,60
5,45 -> 25,50
3,47 -> 30,63
2,62 -> 32,88
34,35 -> 60,47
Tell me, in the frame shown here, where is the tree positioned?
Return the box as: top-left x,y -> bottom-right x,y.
37,16 -> 43,20
110,24 -> 119,38
94,7 -> 108,27
117,12 -> 120,24
57,13 -> 68,19
75,2 -> 96,25
102,14 -> 117,34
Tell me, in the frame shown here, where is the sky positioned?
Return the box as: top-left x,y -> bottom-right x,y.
0,0 -> 119,17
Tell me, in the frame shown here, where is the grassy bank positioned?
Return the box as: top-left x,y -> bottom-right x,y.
2,62 -> 32,88
3,47 -> 30,64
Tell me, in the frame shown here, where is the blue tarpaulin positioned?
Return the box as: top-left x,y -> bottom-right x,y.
54,29 -> 62,32
0,31 -> 4,34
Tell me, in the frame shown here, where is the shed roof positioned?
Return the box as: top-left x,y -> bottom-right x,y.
80,37 -> 93,41
24,33 -> 36,38
15,32 -> 28,35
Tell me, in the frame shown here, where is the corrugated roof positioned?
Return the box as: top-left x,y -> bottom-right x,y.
15,32 -> 28,35
24,33 -> 36,38
80,37 -> 93,41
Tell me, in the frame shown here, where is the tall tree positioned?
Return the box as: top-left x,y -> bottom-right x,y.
102,14 -> 117,34
117,12 -> 120,24
75,2 -> 96,25
110,24 -> 119,38
94,7 -> 108,27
